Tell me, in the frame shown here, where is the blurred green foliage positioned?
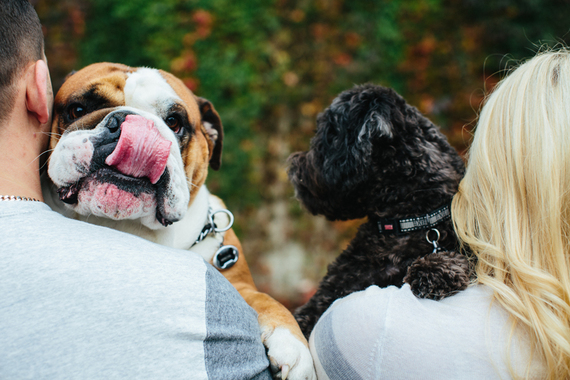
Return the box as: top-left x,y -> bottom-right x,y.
38,0 -> 570,211
36,0 -> 570,303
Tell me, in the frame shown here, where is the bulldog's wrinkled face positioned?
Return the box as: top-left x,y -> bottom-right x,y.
48,62 -> 223,230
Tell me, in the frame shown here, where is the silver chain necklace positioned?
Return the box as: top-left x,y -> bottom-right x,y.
0,195 -> 41,202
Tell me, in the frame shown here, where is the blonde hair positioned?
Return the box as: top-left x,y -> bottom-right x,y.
452,50 -> 570,378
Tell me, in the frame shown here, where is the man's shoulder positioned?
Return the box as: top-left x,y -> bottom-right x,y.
4,201 -> 196,255
0,201 -> 211,288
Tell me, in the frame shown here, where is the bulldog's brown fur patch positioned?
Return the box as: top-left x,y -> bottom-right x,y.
51,63 -> 133,147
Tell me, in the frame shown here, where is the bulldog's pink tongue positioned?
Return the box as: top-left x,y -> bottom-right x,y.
105,115 -> 172,184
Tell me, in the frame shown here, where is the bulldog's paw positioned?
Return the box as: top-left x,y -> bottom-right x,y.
262,327 -> 316,380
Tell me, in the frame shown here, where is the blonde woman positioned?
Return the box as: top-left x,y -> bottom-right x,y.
453,50 -> 570,378
310,51 -> 570,379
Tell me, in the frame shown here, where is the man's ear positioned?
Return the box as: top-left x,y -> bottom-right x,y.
26,60 -> 51,125
196,96 -> 223,170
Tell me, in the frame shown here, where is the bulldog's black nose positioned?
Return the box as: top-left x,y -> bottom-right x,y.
91,111 -> 137,170
106,114 -> 122,135
104,111 -> 136,139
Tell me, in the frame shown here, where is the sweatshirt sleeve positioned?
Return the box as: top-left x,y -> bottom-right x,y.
309,285 -> 396,380
202,264 -> 272,380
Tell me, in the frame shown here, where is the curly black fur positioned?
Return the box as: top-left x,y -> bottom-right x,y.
288,84 -> 470,338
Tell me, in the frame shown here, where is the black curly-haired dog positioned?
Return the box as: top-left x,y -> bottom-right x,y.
288,84 -> 471,338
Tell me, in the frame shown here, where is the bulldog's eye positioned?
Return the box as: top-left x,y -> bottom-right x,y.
165,114 -> 182,134
68,104 -> 87,121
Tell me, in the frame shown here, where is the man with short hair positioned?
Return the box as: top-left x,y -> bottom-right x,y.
0,1 -> 271,378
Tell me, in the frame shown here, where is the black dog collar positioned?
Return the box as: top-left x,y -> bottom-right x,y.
376,203 -> 451,235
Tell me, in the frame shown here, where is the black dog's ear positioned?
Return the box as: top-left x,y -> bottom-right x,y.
353,108 -> 393,160
362,109 -> 392,140
195,96 -> 223,170
317,92 -> 394,191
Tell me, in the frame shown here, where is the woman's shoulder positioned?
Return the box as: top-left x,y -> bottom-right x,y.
311,283 -> 500,347
319,283 -> 497,322
309,284 -> 545,379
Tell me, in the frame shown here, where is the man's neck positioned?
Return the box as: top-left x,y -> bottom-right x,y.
0,111 -> 47,201
0,146 -> 43,201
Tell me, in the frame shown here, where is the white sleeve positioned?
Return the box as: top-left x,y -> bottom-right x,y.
309,285 -> 397,380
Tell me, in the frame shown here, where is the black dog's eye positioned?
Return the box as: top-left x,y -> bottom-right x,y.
165,114 -> 183,134
68,103 -> 87,121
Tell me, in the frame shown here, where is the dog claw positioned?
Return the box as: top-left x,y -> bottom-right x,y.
281,365 -> 290,380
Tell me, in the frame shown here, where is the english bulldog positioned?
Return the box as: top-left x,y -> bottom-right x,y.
42,62 -> 315,380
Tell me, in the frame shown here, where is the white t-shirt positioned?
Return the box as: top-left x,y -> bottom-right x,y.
309,283 -> 546,380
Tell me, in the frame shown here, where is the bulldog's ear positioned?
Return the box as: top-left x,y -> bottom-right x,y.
196,96 -> 223,170
54,70 -> 77,92
64,70 -> 77,81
